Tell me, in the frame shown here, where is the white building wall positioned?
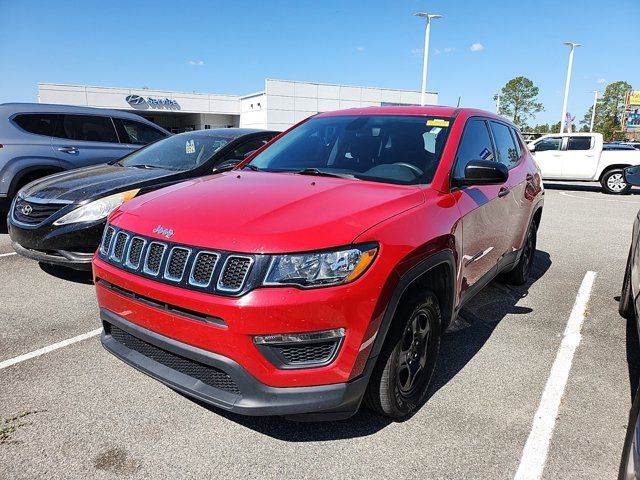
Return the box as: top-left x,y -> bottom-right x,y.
38,83 -> 241,115
263,79 -> 436,131
239,93 -> 268,129
37,80 -> 437,132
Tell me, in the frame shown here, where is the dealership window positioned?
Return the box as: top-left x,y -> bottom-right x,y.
567,136 -> 592,151
113,118 -> 166,145
54,115 -> 118,143
535,137 -> 562,152
13,114 -> 58,137
490,121 -> 519,168
453,119 -> 495,178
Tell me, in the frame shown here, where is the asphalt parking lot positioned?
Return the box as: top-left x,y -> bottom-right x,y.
1,182 -> 639,479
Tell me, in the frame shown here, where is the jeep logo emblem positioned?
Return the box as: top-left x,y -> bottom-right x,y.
153,224 -> 174,239
125,94 -> 145,105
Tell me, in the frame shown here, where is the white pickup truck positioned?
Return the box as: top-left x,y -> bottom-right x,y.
528,132 -> 640,194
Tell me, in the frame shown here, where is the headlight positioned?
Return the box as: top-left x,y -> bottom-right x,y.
264,244 -> 377,288
53,189 -> 139,226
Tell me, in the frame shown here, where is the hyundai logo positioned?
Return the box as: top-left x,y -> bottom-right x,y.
153,224 -> 174,239
125,95 -> 145,105
21,204 -> 33,216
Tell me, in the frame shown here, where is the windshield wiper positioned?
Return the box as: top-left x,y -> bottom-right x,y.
243,164 -> 261,171
293,168 -> 356,179
129,164 -> 165,170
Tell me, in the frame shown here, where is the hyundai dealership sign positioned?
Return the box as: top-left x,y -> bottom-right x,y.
125,94 -> 178,108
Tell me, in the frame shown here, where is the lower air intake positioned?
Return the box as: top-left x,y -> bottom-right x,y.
109,325 -> 240,394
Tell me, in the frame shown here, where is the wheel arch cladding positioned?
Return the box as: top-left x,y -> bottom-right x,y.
369,250 -> 456,361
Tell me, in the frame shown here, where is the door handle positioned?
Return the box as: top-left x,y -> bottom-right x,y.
57,147 -> 79,154
498,187 -> 510,198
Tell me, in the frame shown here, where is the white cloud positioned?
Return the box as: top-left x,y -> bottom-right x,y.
188,60 -> 204,66
411,47 -> 423,56
596,78 -> 607,84
470,43 -> 485,52
356,46 -> 365,53
434,49 -> 441,55
444,47 -> 454,53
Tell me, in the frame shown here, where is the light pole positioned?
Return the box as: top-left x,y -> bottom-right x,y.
590,90 -> 598,132
495,93 -> 501,115
415,12 -> 442,106
560,42 -> 581,133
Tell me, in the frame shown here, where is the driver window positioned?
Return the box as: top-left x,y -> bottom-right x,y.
535,137 -> 562,152
453,119 -> 495,179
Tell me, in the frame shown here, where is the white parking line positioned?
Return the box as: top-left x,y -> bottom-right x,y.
513,271 -> 597,480
0,328 -> 102,370
0,252 -> 17,258
559,191 -> 640,204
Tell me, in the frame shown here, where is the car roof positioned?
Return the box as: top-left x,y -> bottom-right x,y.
0,102 -> 166,125
174,128 -> 279,139
315,105 -> 513,125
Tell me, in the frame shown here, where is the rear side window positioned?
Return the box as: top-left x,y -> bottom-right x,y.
114,118 -> 167,145
535,137 -> 562,152
225,137 -> 272,160
13,114 -> 58,136
567,136 -> 592,150
54,115 -> 119,143
490,121 -> 519,169
510,128 -> 523,158
453,119 -> 495,178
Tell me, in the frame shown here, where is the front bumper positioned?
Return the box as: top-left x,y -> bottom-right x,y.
101,308 -> 369,419
12,241 -> 94,270
8,215 -> 105,269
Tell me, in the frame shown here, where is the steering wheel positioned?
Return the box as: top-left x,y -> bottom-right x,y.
393,162 -> 424,177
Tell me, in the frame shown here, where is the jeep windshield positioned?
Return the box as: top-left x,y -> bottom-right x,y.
117,134 -> 230,171
247,115 -> 452,185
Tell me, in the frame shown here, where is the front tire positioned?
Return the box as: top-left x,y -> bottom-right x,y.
502,222 -> 537,286
364,291 -> 441,419
601,169 -> 631,195
620,248 -> 635,319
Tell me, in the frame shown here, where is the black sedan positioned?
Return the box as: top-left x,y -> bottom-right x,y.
619,166 -> 640,478
8,128 -> 278,269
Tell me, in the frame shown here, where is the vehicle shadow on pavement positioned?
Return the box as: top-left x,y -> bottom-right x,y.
626,315 -> 640,401
426,250 -> 552,402
0,216 -> 7,234
186,251 -> 552,441
38,262 -> 93,285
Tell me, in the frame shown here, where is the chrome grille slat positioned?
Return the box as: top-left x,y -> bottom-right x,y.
143,242 -> 167,276
12,198 -> 67,226
218,256 -> 254,292
125,237 -> 146,269
100,226 -> 116,255
99,228 -> 255,294
110,232 -> 129,262
189,251 -> 219,287
164,247 -> 191,282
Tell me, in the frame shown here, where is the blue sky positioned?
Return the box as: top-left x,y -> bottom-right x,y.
0,0 -> 637,125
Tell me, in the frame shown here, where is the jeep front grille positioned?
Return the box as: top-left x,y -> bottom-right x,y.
98,227 -> 259,296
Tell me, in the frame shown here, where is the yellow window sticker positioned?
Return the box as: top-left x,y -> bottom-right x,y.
426,119 -> 450,127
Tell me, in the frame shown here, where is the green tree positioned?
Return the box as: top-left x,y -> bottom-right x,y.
581,81 -> 632,141
498,77 -> 544,127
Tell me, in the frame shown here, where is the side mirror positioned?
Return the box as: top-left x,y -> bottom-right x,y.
454,160 -> 508,187
624,165 -> 640,186
527,143 -> 536,152
212,159 -> 241,173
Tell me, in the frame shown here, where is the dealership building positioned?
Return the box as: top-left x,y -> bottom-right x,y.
37,79 -> 438,133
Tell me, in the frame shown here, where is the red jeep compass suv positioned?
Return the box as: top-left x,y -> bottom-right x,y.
94,106 -> 543,421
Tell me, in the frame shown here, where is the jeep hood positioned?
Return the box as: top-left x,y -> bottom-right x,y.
111,171 -> 424,253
